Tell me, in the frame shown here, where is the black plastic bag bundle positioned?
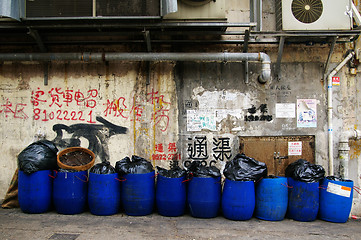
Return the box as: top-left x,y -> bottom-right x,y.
325,176 -> 349,182
115,155 -> 154,175
18,140 -> 58,174
156,166 -> 186,178
90,161 -> 116,174
285,159 -> 325,182
186,161 -> 221,178
223,153 -> 267,182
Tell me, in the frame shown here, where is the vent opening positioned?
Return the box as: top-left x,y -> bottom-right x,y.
291,0 -> 323,24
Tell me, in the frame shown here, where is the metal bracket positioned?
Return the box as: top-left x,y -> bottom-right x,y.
243,30 -> 250,84
43,62 -> 49,86
322,37 -> 337,81
27,28 -> 47,53
275,36 -> 285,81
143,30 -> 152,52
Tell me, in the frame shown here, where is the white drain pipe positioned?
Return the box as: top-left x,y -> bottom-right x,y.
0,52 -> 271,83
327,51 -> 355,176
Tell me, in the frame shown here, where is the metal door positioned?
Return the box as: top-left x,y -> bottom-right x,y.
239,136 -> 315,176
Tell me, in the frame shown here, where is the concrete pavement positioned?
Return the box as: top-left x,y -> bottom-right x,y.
1,208 -> 361,240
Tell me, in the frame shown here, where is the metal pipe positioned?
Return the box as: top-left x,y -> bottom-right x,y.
339,129 -> 361,179
327,51 -> 355,176
0,52 -> 272,82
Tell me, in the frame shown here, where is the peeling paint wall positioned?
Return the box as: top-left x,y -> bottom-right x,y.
1,0 -> 361,216
0,61 -> 179,195
174,60 -> 328,171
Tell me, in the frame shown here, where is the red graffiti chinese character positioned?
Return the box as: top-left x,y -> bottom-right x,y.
168,142 -> 177,152
0,99 -> 14,118
74,89 -> 85,106
31,88 -> 47,106
155,143 -> 164,153
152,106 -> 170,132
104,97 -> 128,118
131,105 -> 144,122
14,103 -> 28,119
84,89 -> 98,108
63,89 -> 74,106
147,88 -> 171,105
48,88 -> 64,108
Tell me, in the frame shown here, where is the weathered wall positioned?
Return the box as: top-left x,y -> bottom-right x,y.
1,0 -> 361,216
0,61 -> 179,196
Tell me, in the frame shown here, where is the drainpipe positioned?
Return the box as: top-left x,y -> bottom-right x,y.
339,129 -> 361,179
327,51 -> 355,176
0,52 -> 272,83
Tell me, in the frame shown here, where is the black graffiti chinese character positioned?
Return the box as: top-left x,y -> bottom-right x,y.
212,137 -> 232,162
187,136 -> 208,161
245,104 -> 273,122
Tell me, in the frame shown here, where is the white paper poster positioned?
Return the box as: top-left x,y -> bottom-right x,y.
187,109 -> 216,131
297,99 -> 317,128
288,141 -> 302,156
276,103 -> 296,118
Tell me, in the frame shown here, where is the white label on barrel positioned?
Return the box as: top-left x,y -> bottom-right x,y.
327,182 -> 351,198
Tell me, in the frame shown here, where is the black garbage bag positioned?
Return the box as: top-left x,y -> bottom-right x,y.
285,159 -> 325,182
115,155 -> 154,175
90,161 -> 116,174
186,161 -> 221,178
156,166 -> 186,178
18,140 -> 58,174
325,176 -> 350,182
223,153 -> 267,182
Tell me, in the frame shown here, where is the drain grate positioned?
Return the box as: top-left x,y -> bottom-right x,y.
49,233 -> 80,240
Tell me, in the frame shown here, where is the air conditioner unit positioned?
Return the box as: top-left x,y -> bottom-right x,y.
164,0 -> 226,21
276,0 -> 353,31
25,0 -> 160,18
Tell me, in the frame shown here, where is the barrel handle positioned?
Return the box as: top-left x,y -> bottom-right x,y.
115,177 -> 127,182
353,186 -> 361,195
255,177 -> 263,184
182,172 -> 193,183
281,182 -> 293,188
49,170 -> 58,179
75,175 -> 89,183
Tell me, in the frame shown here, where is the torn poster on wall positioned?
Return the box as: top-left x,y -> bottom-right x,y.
297,99 -> 317,128
187,109 -> 216,131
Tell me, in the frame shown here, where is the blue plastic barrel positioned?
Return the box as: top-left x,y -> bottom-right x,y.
319,178 -> 353,223
188,176 -> 221,218
18,170 -> 52,214
88,172 -> 121,216
254,177 -> 288,221
156,174 -> 186,217
53,170 -> 88,215
287,178 -> 319,222
121,171 -> 155,216
222,179 -> 255,221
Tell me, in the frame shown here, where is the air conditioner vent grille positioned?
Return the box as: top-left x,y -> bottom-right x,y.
291,0 -> 323,24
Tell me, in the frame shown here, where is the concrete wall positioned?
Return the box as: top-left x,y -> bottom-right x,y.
1,0 -> 361,215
